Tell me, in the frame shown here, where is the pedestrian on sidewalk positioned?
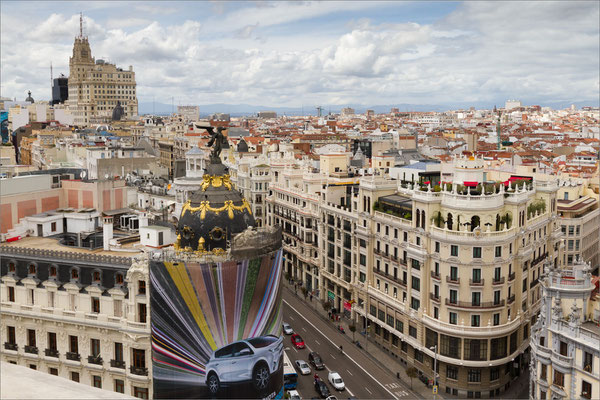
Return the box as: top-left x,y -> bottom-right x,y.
328,311 -> 331,319
310,294 -> 313,302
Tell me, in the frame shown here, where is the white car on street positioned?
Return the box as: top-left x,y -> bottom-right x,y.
287,389 -> 301,400
282,322 -> 294,335
328,371 -> 345,391
294,359 -> 311,375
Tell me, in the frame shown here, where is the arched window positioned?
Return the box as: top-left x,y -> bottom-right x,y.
471,215 -> 480,231
28,263 -> 37,275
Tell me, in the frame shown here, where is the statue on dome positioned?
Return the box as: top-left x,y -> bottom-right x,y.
206,126 -> 227,161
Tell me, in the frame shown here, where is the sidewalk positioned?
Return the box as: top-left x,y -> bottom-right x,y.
285,281 -> 440,399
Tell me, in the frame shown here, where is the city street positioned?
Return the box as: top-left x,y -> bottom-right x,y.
282,288 -> 418,399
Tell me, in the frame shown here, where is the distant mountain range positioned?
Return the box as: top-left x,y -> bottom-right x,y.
138,100 -> 599,117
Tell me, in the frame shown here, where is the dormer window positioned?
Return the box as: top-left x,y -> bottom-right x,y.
71,268 -> 79,280
28,263 -> 37,276
49,266 -> 57,277
8,261 -> 16,273
93,271 -> 101,283
115,273 -> 124,286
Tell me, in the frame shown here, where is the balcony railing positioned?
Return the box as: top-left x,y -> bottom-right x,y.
492,277 -> 505,285
530,278 -> 540,289
66,352 -> 81,361
88,355 -> 103,365
45,348 -> 59,358
469,278 -> 485,286
111,359 -> 126,369
446,276 -> 460,284
532,252 -> 549,267
445,299 -> 505,309
430,293 -> 441,303
24,345 -> 38,354
374,268 -> 406,286
508,272 -> 516,282
130,366 -> 149,376
4,342 -> 18,351
431,271 -> 441,280
507,294 -> 515,304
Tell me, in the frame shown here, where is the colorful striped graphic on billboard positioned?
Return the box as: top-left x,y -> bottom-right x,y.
150,249 -> 283,399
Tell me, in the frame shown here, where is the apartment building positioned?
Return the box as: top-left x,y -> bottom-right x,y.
529,258 -> 599,400
229,154 -> 271,227
0,239 -> 151,398
556,181 -> 599,274
351,157 -> 563,398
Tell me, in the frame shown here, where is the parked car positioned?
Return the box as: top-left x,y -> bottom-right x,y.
291,334 -> 305,349
308,351 -> 324,370
295,359 -> 311,375
288,389 -> 301,400
325,396 -> 338,400
314,379 -> 330,398
205,335 -> 283,395
282,322 -> 294,335
327,371 -> 345,391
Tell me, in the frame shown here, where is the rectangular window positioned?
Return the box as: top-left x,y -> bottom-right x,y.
584,352 -> 593,373
473,247 -> 482,258
370,305 -> 376,317
472,269 -> 481,283
451,245 -> 458,257
414,349 -> 423,363
494,267 -> 501,281
91,297 -> 100,313
495,246 -> 502,257
49,367 -> 58,376
450,266 -> 458,280
91,338 -> 100,357
494,290 -> 501,305
553,370 -> 564,388
396,320 -> 404,333
471,315 -> 480,327
540,363 -> 547,380
115,379 -> 125,394
410,297 -> 420,311
582,380 -> 592,399
440,334 -> 461,359
472,292 -> 481,306
138,303 -> 147,323
449,289 -> 458,303
493,313 -> 500,326
115,342 -> 123,362
132,349 -> 146,368
378,310 -> 385,322
114,300 -> 122,317
8,286 -> 14,302
435,242 -> 440,253
490,368 -> 499,381
69,335 -> 78,353
93,375 -> 102,388
138,280 -> 146,295
409,325 -> 417,339
446,366 -> 458,380
48,332 -> 57,350
7,326 -> 16,344
411,276 -> 420,291
449,312 -> 457,325
134,387 -> 149,399
490,337 -> 507,360
387,315 -> 394,327
468,369 -> 481,382
27,329 -> 36,347
464,339 -> 487,361
71,371 -> 80,382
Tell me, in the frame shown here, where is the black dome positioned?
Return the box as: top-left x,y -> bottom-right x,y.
176,161 -> 255,253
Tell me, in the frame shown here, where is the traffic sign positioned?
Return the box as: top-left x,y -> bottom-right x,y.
433,385 -> 438,394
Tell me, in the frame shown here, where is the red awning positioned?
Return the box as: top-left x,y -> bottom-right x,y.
424,181 -> 431,184
463,181 -> 478,187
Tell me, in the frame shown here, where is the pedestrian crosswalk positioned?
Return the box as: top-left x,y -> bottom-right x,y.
384,383 -> 409,397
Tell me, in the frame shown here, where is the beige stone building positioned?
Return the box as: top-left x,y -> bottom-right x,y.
67,32 -> 137,126
529,258 -> 599,400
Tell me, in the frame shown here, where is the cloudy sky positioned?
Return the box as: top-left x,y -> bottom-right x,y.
1,1 -> 598,109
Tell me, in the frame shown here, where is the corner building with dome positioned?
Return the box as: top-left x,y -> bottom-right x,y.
149,152 -> 284,399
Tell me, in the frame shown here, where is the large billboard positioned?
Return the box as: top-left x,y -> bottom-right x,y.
150,250 -> 284,399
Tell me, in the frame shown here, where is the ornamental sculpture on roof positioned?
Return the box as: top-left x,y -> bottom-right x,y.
206,126 -> 227,161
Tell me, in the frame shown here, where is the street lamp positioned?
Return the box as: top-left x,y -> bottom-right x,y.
430,345 -> 438,399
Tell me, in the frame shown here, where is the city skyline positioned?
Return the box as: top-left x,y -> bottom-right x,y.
1,1 -> 599,109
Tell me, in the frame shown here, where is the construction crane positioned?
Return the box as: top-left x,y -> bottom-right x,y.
315,106 -> 323,118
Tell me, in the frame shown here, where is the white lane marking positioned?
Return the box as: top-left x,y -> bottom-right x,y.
346,369 -> 353,376
293,346 -> 298,353
315,339 -> 320,345
329,354 -> 336,360
396,390 -> 409,397
365,387 -> 373,395
284,299 -> 398,400
288,315 -> 294,320
302,327 -> 307,332
346,387 -> 354,396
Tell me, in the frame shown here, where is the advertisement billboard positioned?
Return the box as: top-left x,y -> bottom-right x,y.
150,250 -> 283,399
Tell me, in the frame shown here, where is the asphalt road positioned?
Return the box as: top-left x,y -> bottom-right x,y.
282,289 -> 417,400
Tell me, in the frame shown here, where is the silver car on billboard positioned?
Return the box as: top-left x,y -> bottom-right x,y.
205,335 -> 284,395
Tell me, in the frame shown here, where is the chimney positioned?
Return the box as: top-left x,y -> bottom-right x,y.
103,215 -> 113,250
139,212 -> 149,228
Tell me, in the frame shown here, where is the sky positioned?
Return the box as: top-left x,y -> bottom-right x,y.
1,1 -> 599,109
